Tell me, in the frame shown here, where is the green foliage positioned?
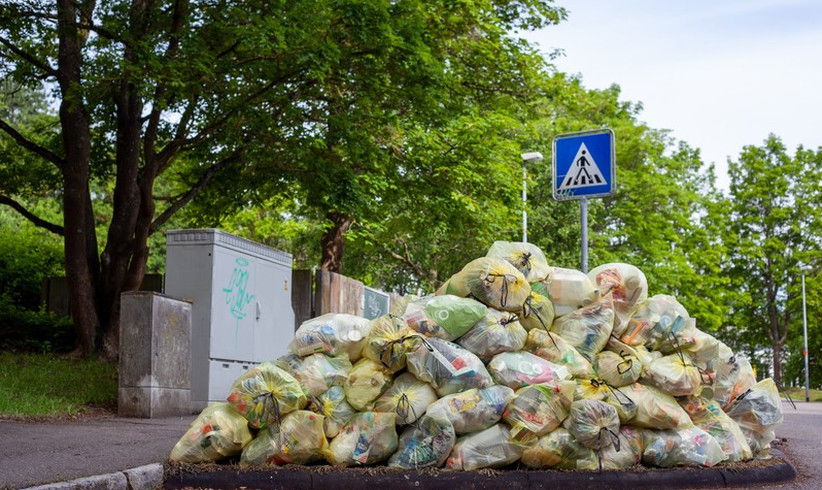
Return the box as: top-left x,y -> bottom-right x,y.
0,297 -> 73,354
0,207 -> 64,310
0,353 -> 117,417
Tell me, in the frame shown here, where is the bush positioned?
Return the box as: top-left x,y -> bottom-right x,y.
0,297 -> 74,353
0,223 -> 64,311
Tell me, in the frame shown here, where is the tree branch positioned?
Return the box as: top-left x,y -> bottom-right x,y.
0,35 -> 58,77
150,149 -> 244,233
0,195 -> 64,235
0,117 -> 65,169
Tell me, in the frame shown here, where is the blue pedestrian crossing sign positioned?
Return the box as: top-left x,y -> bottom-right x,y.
552,129 -> 615,201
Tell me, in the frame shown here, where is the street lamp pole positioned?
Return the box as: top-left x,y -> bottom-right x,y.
801,265 -> 811,402
520,152 -> 543,243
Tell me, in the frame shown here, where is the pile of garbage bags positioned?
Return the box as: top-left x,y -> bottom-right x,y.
171,241 -> 783,471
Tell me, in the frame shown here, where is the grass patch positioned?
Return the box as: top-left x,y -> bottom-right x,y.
782,387 -> 822,402
0,352 -> 118,418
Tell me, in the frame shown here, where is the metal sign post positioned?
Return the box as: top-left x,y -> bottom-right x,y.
552,129 -> 615,272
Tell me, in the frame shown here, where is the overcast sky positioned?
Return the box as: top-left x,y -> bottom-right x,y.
524,0 -> 822,190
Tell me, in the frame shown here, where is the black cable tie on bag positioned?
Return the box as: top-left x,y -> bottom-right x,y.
396,393 -> 420,428
616,350 -> 634,375
255,392 -> 282,431
380,334 -> 420,369
485,273 -> 515,308
596,427 -> 621,472
697,366 -> 716,386
522,294 -> 549,331
518,252 -> 533,275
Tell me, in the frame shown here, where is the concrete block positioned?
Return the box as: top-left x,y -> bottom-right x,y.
124,464 -> 164,490
23,472 -> 128,490
119,292 -> 192,418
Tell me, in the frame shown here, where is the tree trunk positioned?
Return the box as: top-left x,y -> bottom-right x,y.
320,212 -> 353,273
772,341 -> 783,387
57,0 -> 100,357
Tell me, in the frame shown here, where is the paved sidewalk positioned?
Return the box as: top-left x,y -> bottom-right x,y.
0,415 -> 195,489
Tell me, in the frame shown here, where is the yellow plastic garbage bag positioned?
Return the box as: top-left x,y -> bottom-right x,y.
325,412 -> 398,466
274,353 -> 352,398
588,263 -> 648,338
388,414 -> 456,469
711,343 -> 757,410
621,295 -> 690,350
642,352 -> 703,397
425,385 -> 515,435
373,372 -> 438,425
406,337 -> 493,396
487,351 -> 571,389
485,240 -> 551,282
550,293 -> 615,360
519,291 -> 556,332
573,377 -> 638,424
523,328 -> 593,378
343,358 -> 394,412
678,395 -> 752,462
725,378 -> 784,457
402,295 -> 487,340
681,328 -> 721,370
619,383 -> 693,430
307,386 -> 357,438
226,361 -> 307,429
290,313 -> 372,362
520,427 -> 598,470
445,423 -> 523,470
599,426 -> 644,470
439,257 -> 530,312
640,427 -> 727,468
503,380 -> 576,444
595,349 -> 642,388
170,403 -> 252,463
457,309 -> 527,361
240,410 -> 328,466
362,314 -> 415,373
563,399 -> 621,450
533,267 -> 598,317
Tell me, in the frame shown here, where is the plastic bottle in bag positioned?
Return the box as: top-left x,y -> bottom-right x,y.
678,395 -> 752,462
563,399 -> 621,450
550,293 -> 615,360
307,386 -> 357,438
325,412 -> 399,466
240,410 -> 328,466
406,337 -> 493,396
290,313 -> 372,361
523,328 -> 593,378
520,427 -> 598,470
640,427 -> 727,467
588,263 -> 648,338
487,351 -> 571,389
724,378 -> 784,457
226,361 -> 307,429
388,414 -> 456,469
503,380 -> 576,444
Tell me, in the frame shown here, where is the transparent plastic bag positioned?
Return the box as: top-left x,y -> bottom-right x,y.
621,295 -> 690,350
642,353 -> 703,397
520,427 -> 598,470
343,358 -> 394,411
425,385 -> 515,435
599,426 -> 643,470
406,337 -> 493,396
445,423 -> 523,470
486,240 -> 551,282
550,293 -> 615,360
170,403 -> 253,463
282,353 -> 352,398
712,344 -> 757,410
362,314 -> 415,373
725,378 -> 784,457
619,383 -> 693,430
402,295 -> 487,340
307,386 -> 357,438
240,410 -> 327,466
373,372 -> 438,425
388,414 -> 456,469
439,257 -> 531,312
563,399 -> 620,450
573,377 -> 638,424
290,313 -> 372,361
457,309 -> 527,361
503,380 -> 576,444
226,361 -> 307,429
487,351 -> 571,389
640,427 -> 727,467
595,350 -> 641,388
534,267 -> 598,317
678,395 -> 752,462
325,412 -> 398,466
523,328 -> 593,378
519,291 -> 555,332
588,263 -> 648,338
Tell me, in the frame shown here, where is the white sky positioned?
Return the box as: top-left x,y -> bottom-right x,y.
524,0 -> 822,190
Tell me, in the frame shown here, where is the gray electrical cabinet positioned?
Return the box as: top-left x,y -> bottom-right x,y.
165,229 -> 294,409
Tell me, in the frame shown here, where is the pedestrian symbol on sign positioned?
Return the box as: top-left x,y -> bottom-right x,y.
558,142 -> 607,191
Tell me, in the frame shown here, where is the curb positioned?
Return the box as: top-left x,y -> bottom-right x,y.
162,456 -> 797,490
21,464 -> 164,490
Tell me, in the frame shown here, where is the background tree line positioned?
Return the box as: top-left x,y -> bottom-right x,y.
1,0 -> 819,389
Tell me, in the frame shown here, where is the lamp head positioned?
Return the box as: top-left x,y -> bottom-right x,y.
521,151 -> 544,163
